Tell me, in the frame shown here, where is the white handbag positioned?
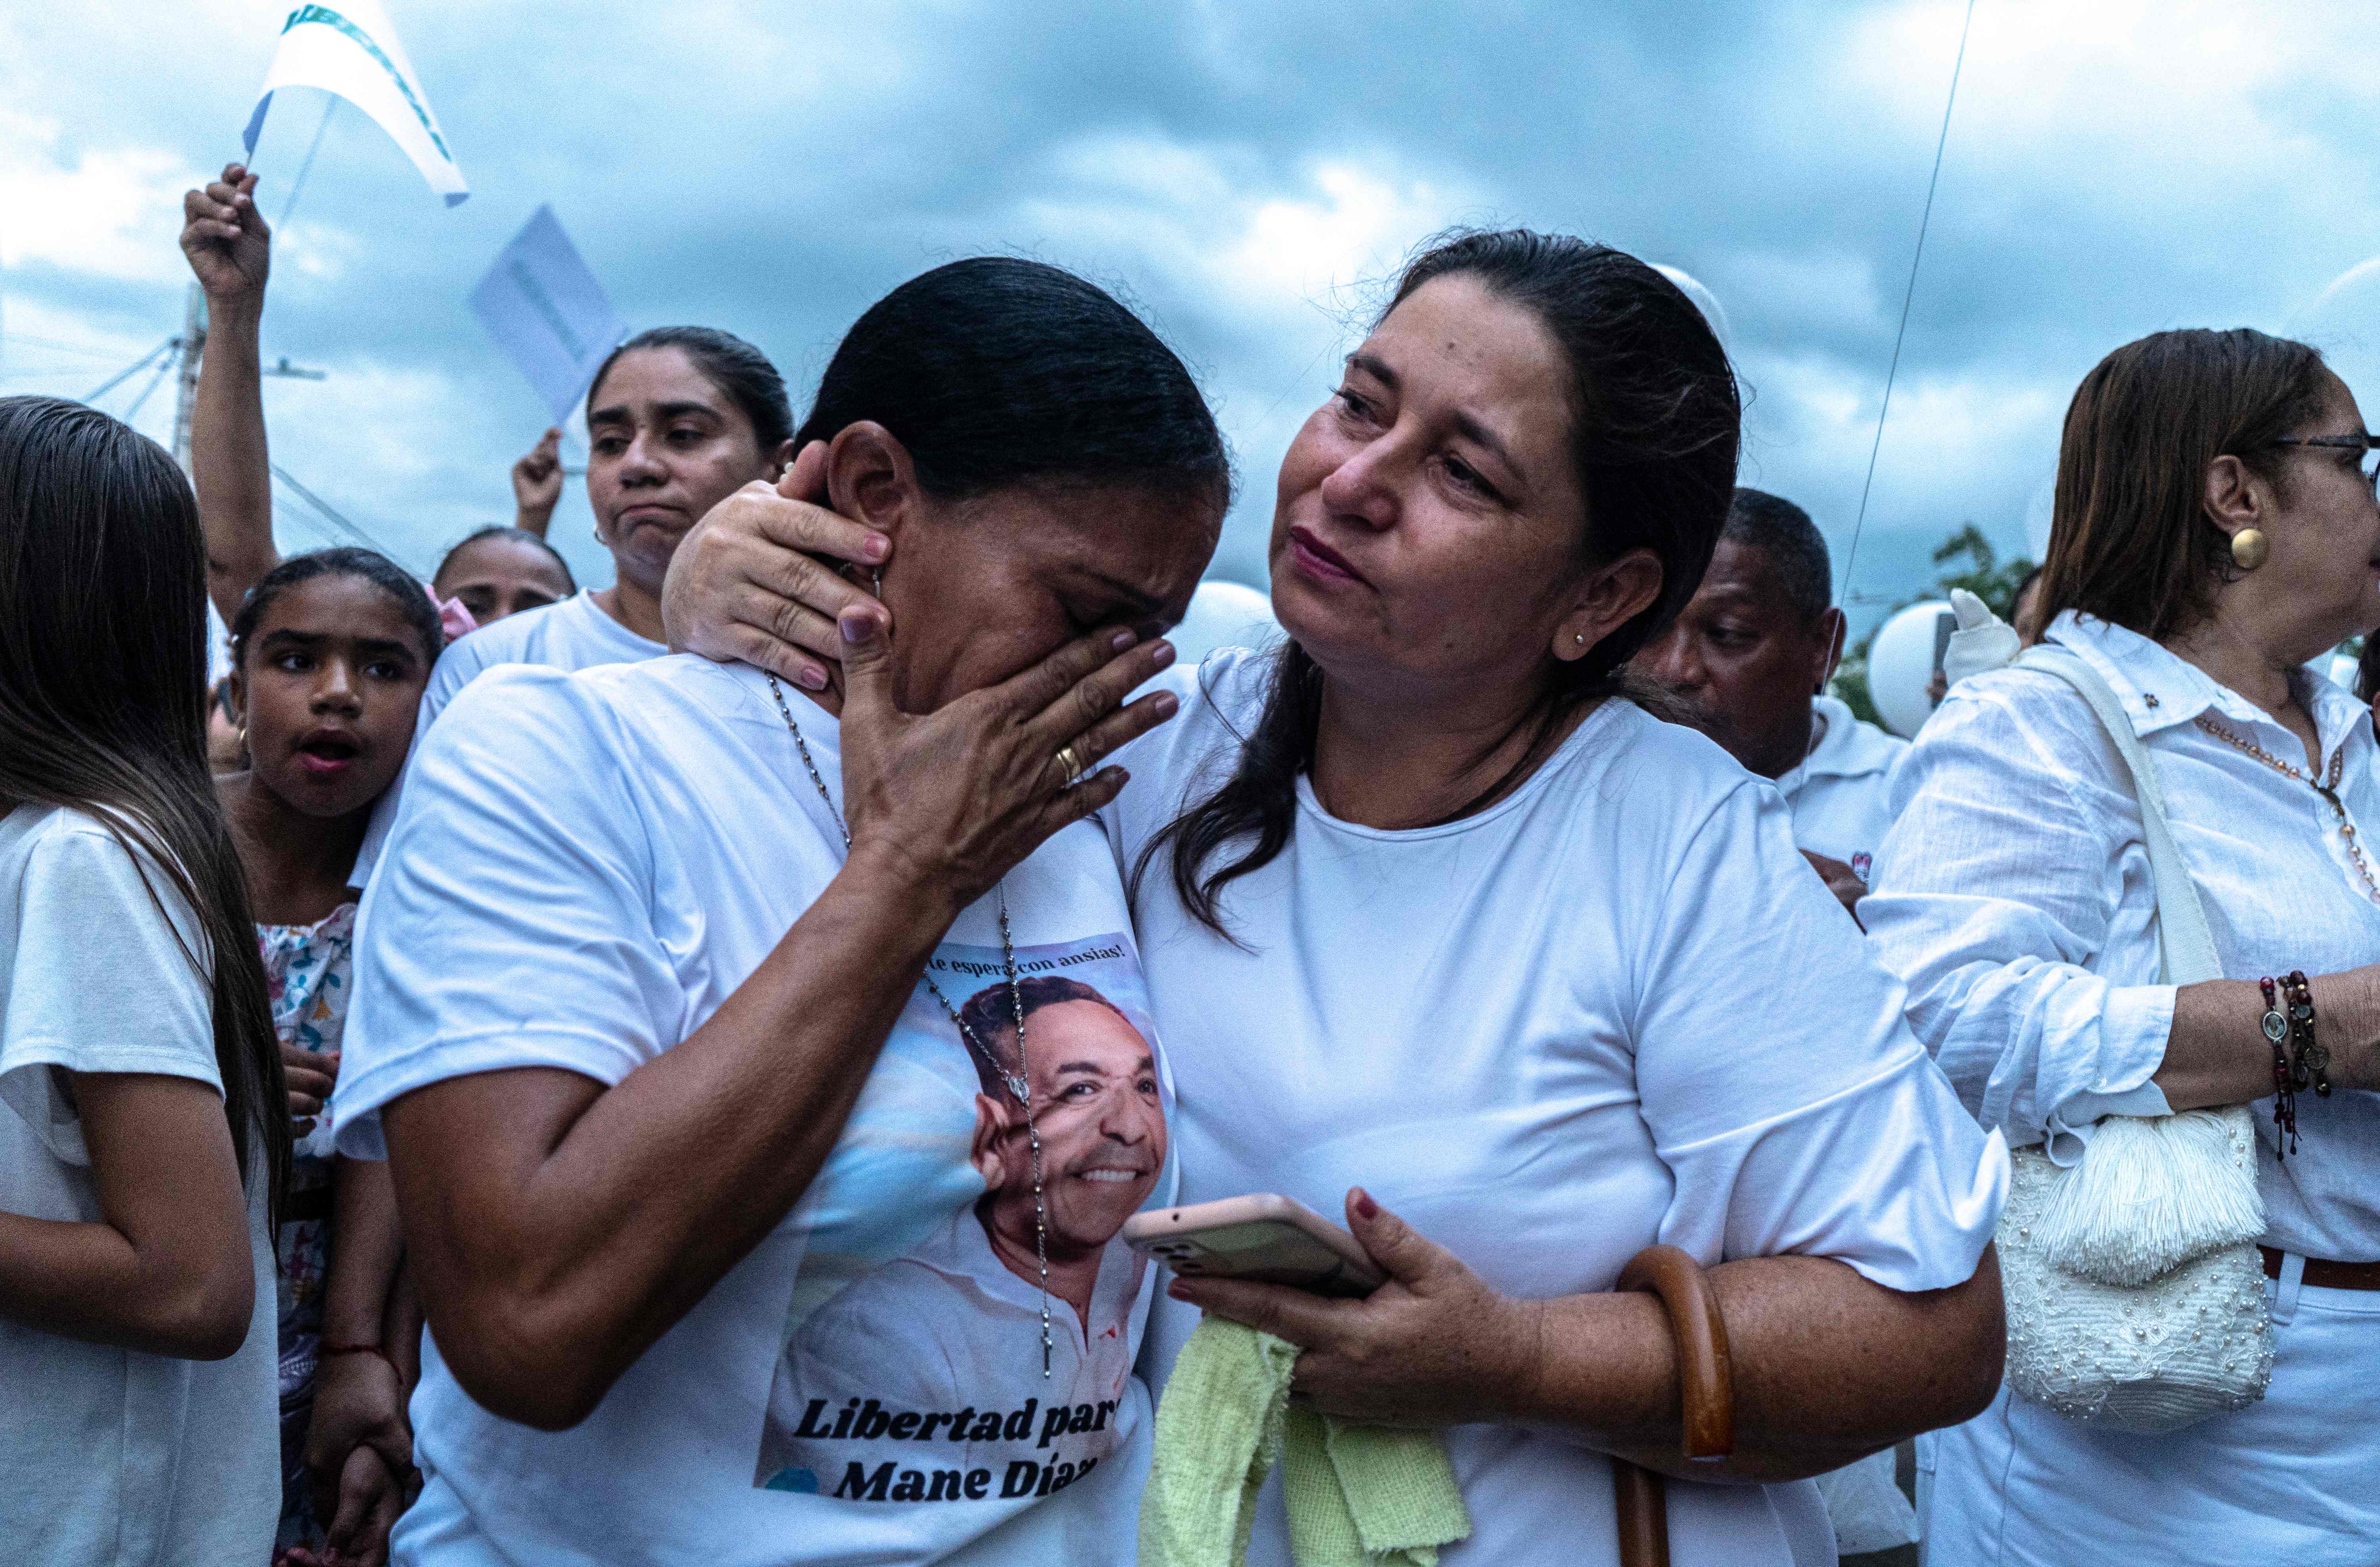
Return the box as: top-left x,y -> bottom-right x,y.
1993,646 -> 2274,1433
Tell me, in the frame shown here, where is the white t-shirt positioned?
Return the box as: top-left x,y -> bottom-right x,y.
351,591 -> 664,886
0,805 -> 277,1566
1103,652 -> 2007,1567
1773,694 -> 1907,882
336,656 -> 1178,1566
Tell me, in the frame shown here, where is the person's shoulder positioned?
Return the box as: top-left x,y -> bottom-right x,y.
1831,714 -> 1908,778
1595,696 -> 1762,801
581,651 -> 771,716
419,662 -> 637,795
1111,646 -> 1272,784
1915,661 -> 2102,758
440,588 -> 569,657
6,802 -> 112,857
1141,643 -> 1257,720
421,600 -> 558,718
8,804 -> 174,890
1545,699 -> 1777,860
2,805 -> 204,962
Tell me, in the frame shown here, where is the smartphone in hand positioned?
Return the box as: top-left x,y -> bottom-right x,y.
1123,1193 -> 1385,1298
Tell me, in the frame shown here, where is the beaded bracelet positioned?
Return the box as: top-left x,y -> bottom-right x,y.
2282,970 -> 2333,1099
2259,977 -> 2298,1156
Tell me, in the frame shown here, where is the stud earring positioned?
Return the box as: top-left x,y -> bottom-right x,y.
2231,528 -> 2269,571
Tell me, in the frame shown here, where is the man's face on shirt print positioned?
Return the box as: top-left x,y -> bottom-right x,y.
970,999 -> 1166,1258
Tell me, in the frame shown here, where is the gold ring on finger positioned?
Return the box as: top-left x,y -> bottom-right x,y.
1055,743 -> 1088,788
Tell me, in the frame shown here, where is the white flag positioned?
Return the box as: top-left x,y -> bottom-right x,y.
469,207 -> 626,424
244,2 -> 467,207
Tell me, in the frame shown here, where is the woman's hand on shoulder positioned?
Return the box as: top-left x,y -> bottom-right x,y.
1165,1189 -> 1543,1428
662,441 -> 890,693
835,607 -> 1178,913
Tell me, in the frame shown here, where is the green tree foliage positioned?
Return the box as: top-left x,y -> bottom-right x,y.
1832,525 -> 2035,726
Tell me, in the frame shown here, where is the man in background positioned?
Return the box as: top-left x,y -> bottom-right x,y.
1637,488 -> 1907,918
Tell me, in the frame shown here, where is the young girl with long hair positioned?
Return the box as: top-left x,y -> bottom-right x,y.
0,393 -> 290,1562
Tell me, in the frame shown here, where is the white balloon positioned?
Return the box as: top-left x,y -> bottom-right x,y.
2291,257 -> 2380,418
1868,600 -> 1954,740
1654,265 -> 1735,363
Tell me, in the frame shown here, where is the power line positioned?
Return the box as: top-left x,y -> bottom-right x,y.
269,460 -> 417,570
1837,0 -> 1979,604
118,351 -> 178,426
82,337 -> 179,403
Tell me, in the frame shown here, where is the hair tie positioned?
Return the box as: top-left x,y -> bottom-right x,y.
424,581 -> 476,642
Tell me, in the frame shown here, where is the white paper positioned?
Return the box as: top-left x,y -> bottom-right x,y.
244,1 -> 468,208
467,206 -> 626,425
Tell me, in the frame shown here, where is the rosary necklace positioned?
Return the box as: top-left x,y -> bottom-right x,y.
2193,715 -> 2380,907
764,672 -> 1055,1377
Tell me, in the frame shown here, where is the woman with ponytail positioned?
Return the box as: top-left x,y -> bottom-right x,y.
0,395 -> 288,1561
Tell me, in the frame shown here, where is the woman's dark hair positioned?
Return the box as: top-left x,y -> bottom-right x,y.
794,256 -> 1230,512
433,524 -> 576,595
1143,229 -> 1741,936
587,325 -> 793,457
230,546 -> 444,671
2042,328 -> 2329,642
0,397 -> 288,1210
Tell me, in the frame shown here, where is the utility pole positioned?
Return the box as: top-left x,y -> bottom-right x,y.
167,282 -> 326,473
169,282 -> 206,474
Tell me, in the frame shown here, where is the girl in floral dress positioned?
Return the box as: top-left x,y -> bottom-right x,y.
220,549 -> 441,1567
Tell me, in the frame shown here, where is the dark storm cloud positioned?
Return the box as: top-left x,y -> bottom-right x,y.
7,1 -> 2380,614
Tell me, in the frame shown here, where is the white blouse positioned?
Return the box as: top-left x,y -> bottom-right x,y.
1107,652 -> 2006,1567
1865,610 -> 2380,1263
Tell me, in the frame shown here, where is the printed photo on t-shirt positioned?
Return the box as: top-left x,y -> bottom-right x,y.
753,933 -> 1170,1509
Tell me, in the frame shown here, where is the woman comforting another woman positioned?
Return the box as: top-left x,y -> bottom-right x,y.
664,229 -> 2008,1566
336,258 -> 1227,1564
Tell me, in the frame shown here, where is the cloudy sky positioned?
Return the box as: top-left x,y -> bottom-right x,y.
8,0 -> 2380,631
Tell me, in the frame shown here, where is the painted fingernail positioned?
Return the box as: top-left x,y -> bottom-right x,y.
1111,629 -> 1138,652
1152,693 -> 1178,719
1149,640 -> 1175,668
839,609 -> 875,643
1167,1281 -> 1192,1300
797,664 -> 829,691
862,533 -> 890,562
1353,1188 -> 1379,1220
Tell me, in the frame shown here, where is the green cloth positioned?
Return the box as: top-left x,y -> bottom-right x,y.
1140,1315 -> 1472,1567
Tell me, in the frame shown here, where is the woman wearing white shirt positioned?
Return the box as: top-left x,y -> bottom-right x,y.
1864,328 -> 2380,1563
337,259 -> 1228,1565
672,228 -> 2011,1565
